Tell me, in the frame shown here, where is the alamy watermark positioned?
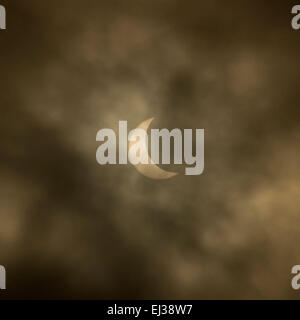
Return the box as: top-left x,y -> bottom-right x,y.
0,265 -> 5,290
0,5 -> 6,30
291,265 -> 300,290
292,5 -> 300,30
96,119 -> 204,178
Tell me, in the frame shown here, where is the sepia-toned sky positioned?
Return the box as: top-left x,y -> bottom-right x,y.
0,0 -> 300,299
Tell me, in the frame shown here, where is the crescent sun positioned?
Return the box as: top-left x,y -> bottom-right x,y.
129,118 -> 178,180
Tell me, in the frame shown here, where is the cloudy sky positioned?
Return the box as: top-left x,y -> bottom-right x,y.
0,0 -> 300,298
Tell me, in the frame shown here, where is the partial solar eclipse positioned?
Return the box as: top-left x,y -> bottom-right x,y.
129,118 -> 178,180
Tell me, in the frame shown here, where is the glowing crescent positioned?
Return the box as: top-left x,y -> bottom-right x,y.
129,118 -> 178,180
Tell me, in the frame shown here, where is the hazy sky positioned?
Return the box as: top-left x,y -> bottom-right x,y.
0,0 -> 300,299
